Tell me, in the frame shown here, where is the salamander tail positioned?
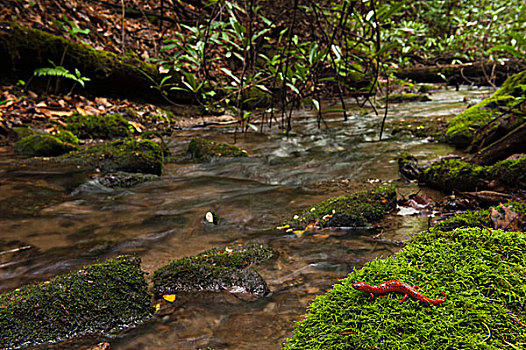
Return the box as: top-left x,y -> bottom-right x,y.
428,292 -> 447,305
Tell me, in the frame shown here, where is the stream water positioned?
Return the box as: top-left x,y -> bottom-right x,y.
0,86 -> 492,349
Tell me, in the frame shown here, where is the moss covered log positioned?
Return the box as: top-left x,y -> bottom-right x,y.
446,70 -> 526,150
187,137 -> 249,160
0,22 -> 191,104
282,183 -> 396,230
395,59 -> 526,86
153,244 -> 273,297
61,138 -> 163,175
0,256 -> 153,349
283,225 -> 526,349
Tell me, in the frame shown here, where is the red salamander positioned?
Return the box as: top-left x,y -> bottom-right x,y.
352,280 -> 447,305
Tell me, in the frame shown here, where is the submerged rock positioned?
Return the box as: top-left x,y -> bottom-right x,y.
386,93 -> 431,103
153,244 -> 273,299
14,134 -> 77,157
61,138 -> 163,175
187,137 -> 249,160
281,183 -> 397,230
0,256 -> 153,349
71,172 -> 158,195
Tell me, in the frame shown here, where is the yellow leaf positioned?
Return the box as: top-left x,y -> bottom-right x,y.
154,303 -> 161,312
128,120 -> 145,133
276,224 -> 290,230
293,230 -> 305,238
163,294 -> 176,303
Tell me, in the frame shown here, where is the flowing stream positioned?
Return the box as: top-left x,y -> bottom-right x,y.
0,87 -> 492,349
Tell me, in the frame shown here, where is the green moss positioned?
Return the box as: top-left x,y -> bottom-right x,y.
0,256 -> 153,349
284,226 -> 526,349
187,137 -> 249,160
490,156 -> 526,188
387,93 -> 432,103
12,127 -> 44,138
421,156 -> 526,192
432,201 -> 526,233
283,184 -> 396,230
447,70 -> 526,147
153,244 -> 273,296
422,158 -> 490,192
64,113 -> 132,139
54,130 -> 79,145
14,134 -> 77,157
62,138 -> 163,175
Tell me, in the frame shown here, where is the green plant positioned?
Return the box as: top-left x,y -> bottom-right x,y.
33,60 -> 90,94
53,14 -> 91,45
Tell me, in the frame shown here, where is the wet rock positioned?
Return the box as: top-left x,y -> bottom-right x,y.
71,172 -> 158,195
397,152 -> 423,180
0,256 -> 153,349
153,244 -> 273,299
14,134 -> 77,156
60,138 -> 163,175
386,93 -> 431,103
187,137 -> 249,161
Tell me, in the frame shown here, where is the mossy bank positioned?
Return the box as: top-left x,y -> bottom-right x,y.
284,220 -> 526,349
0,256 -> 153,349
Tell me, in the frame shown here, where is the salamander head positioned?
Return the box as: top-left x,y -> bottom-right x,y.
352,281 -> 369,291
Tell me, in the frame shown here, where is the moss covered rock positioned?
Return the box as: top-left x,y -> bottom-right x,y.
446,70 -> 526,148
62,138 -> 163,175
64,113 -> 133,139
14,134 -> 77,157
282,183 -> 396,230
153,244 -> 273,297
284,226 -> 526,349
0,256 -> 153,349
187,137 -> 249,160
420,156 -> 526,192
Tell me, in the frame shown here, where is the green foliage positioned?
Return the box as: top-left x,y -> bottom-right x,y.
150,0 -> 399,131
284,226 -> 526,349
382,0 -> 526,65
34,61 -> 90,88
53,13 -> 91,45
